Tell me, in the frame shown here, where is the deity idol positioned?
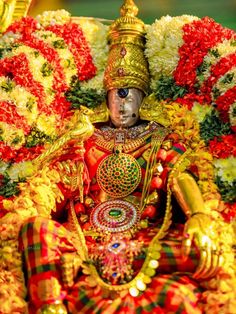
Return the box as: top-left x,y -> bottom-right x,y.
0,0 -> 235,314
16,1 -> 230,313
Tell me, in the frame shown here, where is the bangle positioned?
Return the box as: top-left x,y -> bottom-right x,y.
190,212 -> 208,217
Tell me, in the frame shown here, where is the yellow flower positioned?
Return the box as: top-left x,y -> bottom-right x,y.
7,160 -> 36,180
229,102 -> 236,127
192,103 -> 213,123
13,45 -> 54,105
0,122 -> 25,149
75,17 -> 108,72
36,113 -> 58,136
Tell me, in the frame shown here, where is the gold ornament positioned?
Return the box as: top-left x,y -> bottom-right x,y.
139,94 -> 171,127
104,0 -> 149,94
0,0 -> 32,33
89,101 -> 109,124
33,108 -> 94,169
96,152 -> 142,198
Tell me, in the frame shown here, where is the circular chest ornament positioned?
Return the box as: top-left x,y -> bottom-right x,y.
96,153 -> 142,198
90,199 -> 140,233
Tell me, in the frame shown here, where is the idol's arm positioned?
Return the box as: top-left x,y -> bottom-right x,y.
172,172 -> 222,279
172,172 -> 206,217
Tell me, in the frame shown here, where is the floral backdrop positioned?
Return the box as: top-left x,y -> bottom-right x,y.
0,9 -> 235,314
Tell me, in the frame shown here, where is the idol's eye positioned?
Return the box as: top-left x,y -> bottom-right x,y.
117,88 -> 129,98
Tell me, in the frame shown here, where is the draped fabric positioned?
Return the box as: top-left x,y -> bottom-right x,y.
19,217 -> 203,314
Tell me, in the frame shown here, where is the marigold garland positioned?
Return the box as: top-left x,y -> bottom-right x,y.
0,166 -> 63,313
0,12 -> 108,313
146,15 -> 236,220
164,102 -> 220,202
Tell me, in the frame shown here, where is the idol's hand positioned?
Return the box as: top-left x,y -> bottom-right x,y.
182,213 -> 223,279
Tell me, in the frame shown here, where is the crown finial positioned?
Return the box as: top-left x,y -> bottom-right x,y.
120,0 -> 138,18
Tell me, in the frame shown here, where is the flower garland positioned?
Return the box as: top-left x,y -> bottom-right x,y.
145,15 -> 199,90
174,17 -> 235,90
146,15 -> 236,220
0,166 -> 63,313
0,10 -> 108,195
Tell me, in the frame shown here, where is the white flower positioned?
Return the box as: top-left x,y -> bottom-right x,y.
36,10 -> 71,27
214,68 -> 236,96
145,15 -> 199,87
213,157 -> 236,184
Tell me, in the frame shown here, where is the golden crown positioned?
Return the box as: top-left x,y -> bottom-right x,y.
103,0 -> 149,94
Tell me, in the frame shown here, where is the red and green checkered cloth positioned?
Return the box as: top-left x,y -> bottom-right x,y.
19,217 -> 202,313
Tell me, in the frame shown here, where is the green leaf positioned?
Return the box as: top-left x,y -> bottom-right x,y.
11,136 -> 22,145
1,78 -> 15,92
196,61 -> 209,76
221,73 -> 234,84
209,49 -> 220,58
52,40 -> 66,49
25,127 -> 55,148
0,173 -> 20,198
41,62 -> 53,77
65,78 -> 106,109
212,86 -> 221,99
215,176 -> 236,203
153,76 -> 188,101
200,109 -> 231,143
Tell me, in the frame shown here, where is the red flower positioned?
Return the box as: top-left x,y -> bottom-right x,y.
215,85 -> 236,122
222,202 -> 236,222
209,134 -> 236,158
46,22 -> 97,81
19,34 -> 68,93
0,143 -> 44,163
0,54 -> 47,114
0,101 -> 31,134
5,17 -> 39,35
174,17 -> 235,90
200,53 -> 236,106
176,93 -> 207,110
51,93 -> 73,120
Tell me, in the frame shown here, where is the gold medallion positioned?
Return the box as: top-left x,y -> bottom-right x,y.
96,152 -> 142,198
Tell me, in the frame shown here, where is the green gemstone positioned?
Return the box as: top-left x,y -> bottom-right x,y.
109,209 -> 122,217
